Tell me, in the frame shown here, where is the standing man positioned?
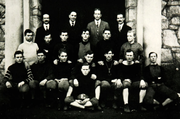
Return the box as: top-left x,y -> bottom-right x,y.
111,13 -> 132,57
119,30 -> 144,64
87,8 -> 110,47
61,11 -> 82,46
35,14 -> 58,47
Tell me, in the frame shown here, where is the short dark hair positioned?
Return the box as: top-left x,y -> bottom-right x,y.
85,50 -> 94,56
103,28 -> 111,34
149,52 -> 158,58
37,49 -> 46,56
14,50 -> 23,58
58,48 -> 68,56
24,29 -> 33,36
60,29 -> 68,35
125,49 -> 134,55
82,29 -> 91,35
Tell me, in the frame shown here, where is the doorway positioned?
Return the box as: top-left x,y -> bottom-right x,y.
41,0 -> 125,29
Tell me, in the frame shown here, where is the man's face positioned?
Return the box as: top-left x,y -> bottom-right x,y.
37,53 -> 46,63
94,10 -> 102,20
104,51 -> 114,61
60,32 -> 68,42
59,52 -> 68,62
149,53 -> 157,63
15,54 -> 23,63
125,51 -> 134,62
44,34 -> 52,44
81,65 -> 90,76
82,31 -> 90,42
25,32 -> 33,42
69,11 -> 77,22
84,54 -> 94,63
103,30 -> 111,40
117,14 -> 125,24
127,32 -> 135,44
43,14 -> 50,24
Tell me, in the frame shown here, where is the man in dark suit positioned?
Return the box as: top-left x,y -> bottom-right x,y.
87,8 -> 110,47
61,11 -> 82,46
35,14 -> 59,47
111,13 -> 132,58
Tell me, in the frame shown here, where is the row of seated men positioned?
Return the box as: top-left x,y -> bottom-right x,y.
3,47 -> 180,112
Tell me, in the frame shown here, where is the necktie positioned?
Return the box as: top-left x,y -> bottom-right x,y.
96,21 -> 99,27
45,25 -> 48,31
72,21 -> 74,26
119,25 -> 122,32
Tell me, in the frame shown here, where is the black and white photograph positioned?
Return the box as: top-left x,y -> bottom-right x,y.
0,0 -> 180,119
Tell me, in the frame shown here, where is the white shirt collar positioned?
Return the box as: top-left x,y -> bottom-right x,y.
95,19 -> 101,25
70,20 -> 76,26
43,24 -> 49,30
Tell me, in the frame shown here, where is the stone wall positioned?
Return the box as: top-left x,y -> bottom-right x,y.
161,0 -> 180,65
125,0 -> 137,35
0,0 -> 5,74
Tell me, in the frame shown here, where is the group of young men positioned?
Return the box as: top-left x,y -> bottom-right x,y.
3,8 -> 180,113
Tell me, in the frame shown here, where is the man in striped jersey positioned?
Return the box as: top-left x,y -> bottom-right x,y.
4,51 -> 35,108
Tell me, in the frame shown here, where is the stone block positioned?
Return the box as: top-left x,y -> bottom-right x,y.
162,1 -> 167,11
126,8 -> 136,21
125,0 -> 137,8
161,48 -> 173,63
168,1 -> 180,6
162,8 -> 167,16
171,17 -> 180,25
0,42 -> 4,50
162,16 -> 169,29
126,21 -> 136,29
167,6 -> 180,18
169,25 -> 178,30
177,27 -> 180,39
162,30 -> 180,47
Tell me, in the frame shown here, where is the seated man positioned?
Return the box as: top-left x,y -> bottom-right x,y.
47,48 -> 73,110
97,49 -> 121,109
143,52 -> 180,110
31,49 -> 53,106
38,33 -> 56,62
74,29 -> 95,63
65,63 -> 101,111
4,51 -> 34,108
119,49 -> 147,112
71,50 -> 97,79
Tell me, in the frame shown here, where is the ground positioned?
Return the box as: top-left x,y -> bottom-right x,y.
1,104 -> 180,119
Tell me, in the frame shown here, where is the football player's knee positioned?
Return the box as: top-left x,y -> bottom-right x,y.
46,80 -> 57,89
29,80 -> 38,89
90,97 -> 99,107
101,81 -> 111,89
19,84 -> 30,93
58,81 -> 69,92
123,82 -> 131,88
64,96 -> 74,104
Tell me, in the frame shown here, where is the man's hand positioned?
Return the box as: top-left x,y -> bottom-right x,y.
91,74 -> 97,80
77,59 -> 83,63
113,60 -> 119,65
6,81 -> 12,88
135,60 -> 140,64
53,59 -> 59,65
116,79 -> 123,88
39,79 -> 47,86
98,61 -> 104,65
74,79 -> 79,87
18,81 -> 25,88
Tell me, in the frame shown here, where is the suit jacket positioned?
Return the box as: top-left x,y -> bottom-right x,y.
111,23 -> 131,53
35,24 -> 59,47
87,20 -> 110,47
61,21 -> 82,46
